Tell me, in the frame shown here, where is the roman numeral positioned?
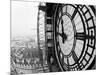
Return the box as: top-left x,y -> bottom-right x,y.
67,57 -> 70,71
59,5 -> 63,16
83,57 -> 88,62
86,16 -> 93,22
87,25 -> 96,30
75,32 -> 95,41
83,9 -> 89,16
61,53 -> 64,64
71,5 -> 79,20
87,44 -> 95,49
66,5 -> 68,13
71,50 -> 78,63
86,51 -> 92,57
75,32 -> 86,41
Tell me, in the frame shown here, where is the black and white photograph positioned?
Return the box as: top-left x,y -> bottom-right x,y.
10,0 -> 96,74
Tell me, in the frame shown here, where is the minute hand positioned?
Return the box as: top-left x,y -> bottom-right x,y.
61,19 -> 67,43
61,19 -> 64,34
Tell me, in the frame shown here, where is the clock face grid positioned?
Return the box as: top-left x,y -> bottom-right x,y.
54,4 -> 96,71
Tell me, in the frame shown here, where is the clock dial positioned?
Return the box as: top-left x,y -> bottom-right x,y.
54,4 -> 96,71
57,13 -> 75,57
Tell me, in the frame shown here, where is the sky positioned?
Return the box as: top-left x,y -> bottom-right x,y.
11,1 -> 39,39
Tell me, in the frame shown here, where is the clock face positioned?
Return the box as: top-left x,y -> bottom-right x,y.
54,4 -> 96,71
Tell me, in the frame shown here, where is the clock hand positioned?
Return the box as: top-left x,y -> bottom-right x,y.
57,32 -> 63,37
57,32 -> 67,43
61,19 -> 67,43
61,19 -> 64,34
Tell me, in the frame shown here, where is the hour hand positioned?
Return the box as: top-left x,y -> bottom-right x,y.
57,32 -> 63,38
61,19 -> 64,34
61,19 -> 67,43
57,32 -> 67,43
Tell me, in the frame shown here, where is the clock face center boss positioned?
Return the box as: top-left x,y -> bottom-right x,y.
58,14 -> 75,56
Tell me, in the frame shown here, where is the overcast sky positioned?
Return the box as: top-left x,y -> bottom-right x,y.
11,1 -> 39,39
